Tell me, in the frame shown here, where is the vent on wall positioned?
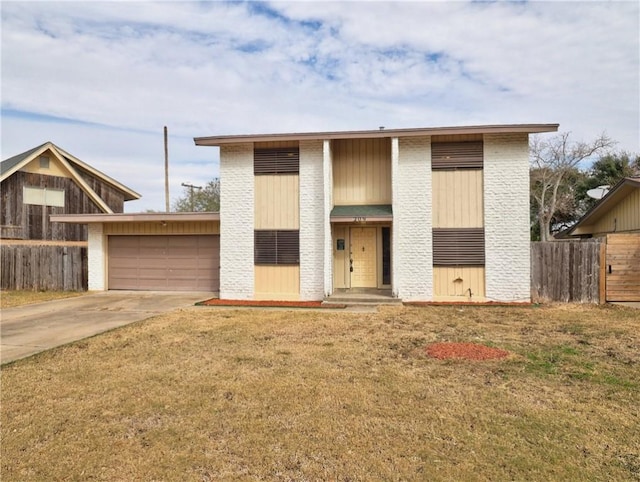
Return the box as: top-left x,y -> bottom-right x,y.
432,228 -> 485,265
432,141 -> 483,170
254,147 -> 300,174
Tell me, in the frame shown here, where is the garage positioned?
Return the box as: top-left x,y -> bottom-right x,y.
108,234 -> 219,291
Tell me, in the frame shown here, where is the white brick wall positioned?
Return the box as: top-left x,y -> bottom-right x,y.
393,136 -> 433,300
484,133 -> 531,302
88,223 -> 105,290
219,143 -> 254,299
299,140 -> 325,300
323,140 -> 333,296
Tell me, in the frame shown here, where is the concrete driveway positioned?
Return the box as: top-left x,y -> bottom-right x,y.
0,291 -> 213,364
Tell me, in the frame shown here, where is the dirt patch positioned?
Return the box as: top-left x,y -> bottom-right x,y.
426,342 -> 511,361
198,299 -> 346,309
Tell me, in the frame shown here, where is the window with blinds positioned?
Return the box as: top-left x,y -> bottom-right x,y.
254,230 -> 300,265
432,141 -> 483,170
432,228 -> 485,265
254,147 -> 299,174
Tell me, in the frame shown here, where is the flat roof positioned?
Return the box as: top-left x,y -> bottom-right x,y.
50,212 -> 220,223
194,123 -> 559,146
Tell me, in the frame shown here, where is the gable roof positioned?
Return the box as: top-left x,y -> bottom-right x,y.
194,123 -> 559,146
567,177 -> 640,236
1,142 -> 141,213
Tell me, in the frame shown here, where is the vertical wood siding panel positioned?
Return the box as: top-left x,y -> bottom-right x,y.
332,139 -> 391,205
432,170 -> 484,228
592,189 -> 640,234
254,175 -> 299,230
254,265 -> 300,300
433,266 -> 485,299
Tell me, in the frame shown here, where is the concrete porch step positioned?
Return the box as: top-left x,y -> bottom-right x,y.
322,297 -> 403,306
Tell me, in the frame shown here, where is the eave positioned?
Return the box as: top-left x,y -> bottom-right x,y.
194,123 -> 559,146
50,212 -> 220,224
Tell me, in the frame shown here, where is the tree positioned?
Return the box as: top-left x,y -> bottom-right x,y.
530,132 -> 615,241
172,179 -> 220,212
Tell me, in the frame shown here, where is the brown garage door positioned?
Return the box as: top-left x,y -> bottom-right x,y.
108,235 -> 219,291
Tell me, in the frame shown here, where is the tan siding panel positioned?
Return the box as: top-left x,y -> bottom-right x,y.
254,265 -> 300,300
103,221 -> 220,235
593,189 -> 640,234
433,266 -> 486,300
332,225 -> 348,289
20,154 -> 73,178
432,170 -> 484,228
254,175 -> 299,229
333,138 -> 391,205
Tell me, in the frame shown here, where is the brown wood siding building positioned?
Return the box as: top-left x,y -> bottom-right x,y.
0,172 -> 123,241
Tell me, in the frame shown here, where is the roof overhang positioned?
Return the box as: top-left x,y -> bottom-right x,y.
568,177 -> 640,236
330,204 -> 393,223
195,123 -> 559,146
50,212 -> 220,224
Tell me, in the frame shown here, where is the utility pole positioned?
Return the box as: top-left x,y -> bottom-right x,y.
181,182 -> 202,211
164,126 -> 170,213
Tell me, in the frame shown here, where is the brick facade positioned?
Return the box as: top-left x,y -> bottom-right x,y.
392,136 -> 433,301
299,140 -> 325,300
87,223 -> 105,290
219,143 -> 254,299
483,133 -> 531,302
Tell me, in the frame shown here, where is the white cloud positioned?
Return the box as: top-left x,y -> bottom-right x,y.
1,0 -> 638,212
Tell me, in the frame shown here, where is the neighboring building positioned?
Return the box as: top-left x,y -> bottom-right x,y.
1,142 -> 140,291
1,141 -> 140,241
565,177 -> 640,238
565,176 -> 640,303
53,123 -> 559,301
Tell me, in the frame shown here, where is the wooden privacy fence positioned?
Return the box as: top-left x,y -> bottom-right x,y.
531,240 -> 604,303
1,244 -> 87,291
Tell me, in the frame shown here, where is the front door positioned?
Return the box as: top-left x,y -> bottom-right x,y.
350,227 -> 377,287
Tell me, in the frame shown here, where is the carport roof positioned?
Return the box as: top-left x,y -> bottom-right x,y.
50,212 -> 220,223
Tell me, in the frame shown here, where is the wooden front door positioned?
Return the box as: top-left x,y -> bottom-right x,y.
350,227 -> 377,288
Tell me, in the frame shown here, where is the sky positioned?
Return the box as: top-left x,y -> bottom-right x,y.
1,1 -> 638,212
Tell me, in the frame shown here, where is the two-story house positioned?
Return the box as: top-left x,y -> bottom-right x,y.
194,123 -> 558,302
53,123 -> 557,302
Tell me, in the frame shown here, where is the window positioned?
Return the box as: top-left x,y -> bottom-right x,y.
432,228 -> 485,265
23,186 -> 65,207
432,141 -> 483,170
254,230 -> 300,265
254,147 -> 299,174
39,156 -> 50,169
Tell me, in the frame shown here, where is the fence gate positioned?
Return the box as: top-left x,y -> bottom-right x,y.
605,233 -> 640,302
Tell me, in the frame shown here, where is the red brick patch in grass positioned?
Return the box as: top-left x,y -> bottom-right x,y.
426,342 -> 511,361
197,299 -> 346,309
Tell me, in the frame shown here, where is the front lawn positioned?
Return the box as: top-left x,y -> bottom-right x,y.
2,304 -> 638,480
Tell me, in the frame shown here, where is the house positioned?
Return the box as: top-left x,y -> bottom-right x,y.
54,123 -> 558,302
1,141 -> 140,241
565,176 -> 640,302
1,142 -> 140,290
